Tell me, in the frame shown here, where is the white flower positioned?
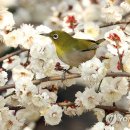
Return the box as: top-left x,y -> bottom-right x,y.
32,94 -> 49,107
83,4 -> 101,22
0,96 -> 6,108
62,78 -> 76,87
36,25 -> 52,34
16,105 -> 40,122
120,1 -> 130,13
4,29 -> 24,48
64,106 -> 84,116
2,56 -> 21,70
105,27 -> 128,55
73,31 -> 93,40
0,0 -> 17,7
0,108 -> 23,130
0,70 -> 8,86
15,78 -> 38,105
101,77 -> 128,103
42,59 -> 63,77
44,105 -> 63,125
109,56 -> 121,72
79,57 -> 107,88
101,6 -> 123,23
0,7 -> 15,31
19,24 -> 38,49
12,65 -> 34,82
30,36 -> 55,61
75,88 -> 101,110
122,51 -> 130,73
90,122 -> 105,130
32,90 -> 57,107
84,22 -> 100,39
93,108 -> 105,122
28,58 -> 45,79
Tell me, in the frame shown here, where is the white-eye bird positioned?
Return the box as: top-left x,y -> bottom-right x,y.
41,30 -> 105,67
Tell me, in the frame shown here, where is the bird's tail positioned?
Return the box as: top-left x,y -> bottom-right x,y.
96,38 -> 105,45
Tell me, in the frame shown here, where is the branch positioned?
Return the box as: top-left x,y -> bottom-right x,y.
96,105 -> 130,114
0,49 -> 27,62
122,11 -> 130,19
57,101 -> 130,114
6,105 -> 25,111
0,72 -> 130,93
99,21 -> 130,28
7,102 -> 129,114
69,21 -> 130,35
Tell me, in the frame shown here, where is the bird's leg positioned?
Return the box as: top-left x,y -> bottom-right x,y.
55,62 -> 72,81
62,66 -> 72,81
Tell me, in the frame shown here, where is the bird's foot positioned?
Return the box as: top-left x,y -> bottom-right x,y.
61,67 -> 72,82
55,62 -> 72,81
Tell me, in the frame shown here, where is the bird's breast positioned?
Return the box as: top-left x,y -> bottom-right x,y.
57,49 -> 96,67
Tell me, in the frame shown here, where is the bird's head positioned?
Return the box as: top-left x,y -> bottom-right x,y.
41,30 -> 72,46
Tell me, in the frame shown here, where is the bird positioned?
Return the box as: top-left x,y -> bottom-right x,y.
41,30 -> 105,67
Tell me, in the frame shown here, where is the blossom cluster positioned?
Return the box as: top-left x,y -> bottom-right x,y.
0,0 -> 130,130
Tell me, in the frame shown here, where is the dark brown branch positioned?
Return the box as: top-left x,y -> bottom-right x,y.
6,105 -> 25,111
0,49 -> 27,62
4,91 -> 15,98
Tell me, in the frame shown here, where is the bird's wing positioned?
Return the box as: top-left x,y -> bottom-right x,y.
75,39 -> 98,52
75,38 -> 105,52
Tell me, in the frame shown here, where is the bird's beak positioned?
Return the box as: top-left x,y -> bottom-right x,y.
40,33 -> 50,37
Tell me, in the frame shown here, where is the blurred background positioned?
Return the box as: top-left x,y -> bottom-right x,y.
0,0 -> 124,130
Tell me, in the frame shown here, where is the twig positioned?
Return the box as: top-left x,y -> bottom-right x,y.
69,21 -> 130,36
97,79 -> 103,93
0,49 -> 27,62
6,105 -> 25,111
0,84 -> 15,92
117,47 -> 124,72
57,101 -> 130,114
26,50 -> 30,64
4,91 -> 15,98
96,105 -> 130,114
122,12 -> 130,19
99,21 -> 130,28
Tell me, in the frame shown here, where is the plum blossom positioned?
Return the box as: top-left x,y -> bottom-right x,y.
101,77 -> 128,103
12,65 -> 34,81
44,105 -> 63,125
79,57 -> 107,88
105,27 -> 129,55
4,29 -> 23,48
101,6 -> 123,23
84,22 -> 100,39
2,55 -> 21,70
75,88 -> 101,110
0,7 -> 15,31
0,70 -> 8,86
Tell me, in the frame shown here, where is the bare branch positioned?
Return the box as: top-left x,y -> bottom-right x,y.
99,21 -> 130,28
0,49 -> 27,62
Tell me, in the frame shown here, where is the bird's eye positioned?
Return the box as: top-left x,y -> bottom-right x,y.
53,34 -> 59,40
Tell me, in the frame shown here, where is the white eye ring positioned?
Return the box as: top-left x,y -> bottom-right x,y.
53,34 -> 59,40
